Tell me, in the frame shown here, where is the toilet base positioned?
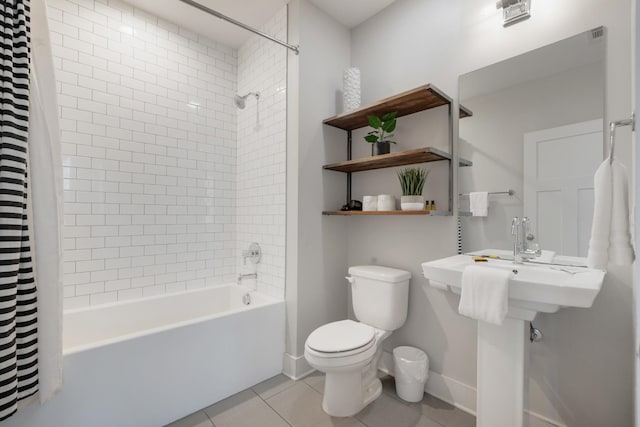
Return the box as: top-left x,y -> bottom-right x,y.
322,371 -> 382,417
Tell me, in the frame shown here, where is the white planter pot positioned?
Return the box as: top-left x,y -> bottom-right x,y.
401,195 -> 425,211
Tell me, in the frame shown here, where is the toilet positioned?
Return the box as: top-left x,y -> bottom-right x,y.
304,265 -> 411,417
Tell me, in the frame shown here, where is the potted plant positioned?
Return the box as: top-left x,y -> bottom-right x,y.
398,167 -> 429,210
364,111 -> 397,155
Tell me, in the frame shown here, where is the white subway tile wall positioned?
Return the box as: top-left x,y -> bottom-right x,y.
49,0 -> 244,308
236,8 -> 287,299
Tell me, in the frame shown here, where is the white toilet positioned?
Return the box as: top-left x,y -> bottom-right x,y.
304,265 -> 410,417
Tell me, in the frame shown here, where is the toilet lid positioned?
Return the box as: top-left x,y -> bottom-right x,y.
306,320 -> 375,353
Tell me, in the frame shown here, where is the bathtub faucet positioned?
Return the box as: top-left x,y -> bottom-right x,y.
237,273 -> 257,288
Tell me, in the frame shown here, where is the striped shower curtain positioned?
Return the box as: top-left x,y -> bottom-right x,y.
0,0 -> 39,421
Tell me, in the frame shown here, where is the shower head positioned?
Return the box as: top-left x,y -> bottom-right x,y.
234,92 -> 260,109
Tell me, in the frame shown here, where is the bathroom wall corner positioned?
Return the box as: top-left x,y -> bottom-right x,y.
285,0 -> 352,364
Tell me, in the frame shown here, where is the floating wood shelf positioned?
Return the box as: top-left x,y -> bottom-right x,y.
323,147 -> 472,173
459,157 -> 473,167
323,210 -> 452,216
459,105 -> 473,119
323,84 -> 472,131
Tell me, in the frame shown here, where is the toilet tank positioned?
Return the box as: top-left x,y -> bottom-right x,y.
348,265 -> 411,331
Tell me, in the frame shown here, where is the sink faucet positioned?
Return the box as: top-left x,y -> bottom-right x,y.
511,216 -> 541,264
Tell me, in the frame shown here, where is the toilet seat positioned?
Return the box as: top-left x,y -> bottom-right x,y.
306,320 -> 376,358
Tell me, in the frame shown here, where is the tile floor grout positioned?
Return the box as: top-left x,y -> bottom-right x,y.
255,386 -> 295,427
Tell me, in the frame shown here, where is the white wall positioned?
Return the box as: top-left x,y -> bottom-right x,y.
236,7 -> 287,299
49,0 -> 239,308
285,0 -> 351,376
351,0 -> 633,425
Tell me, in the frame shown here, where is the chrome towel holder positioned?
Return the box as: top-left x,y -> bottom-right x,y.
609,113 -> 635,164
459,189 -> 514,197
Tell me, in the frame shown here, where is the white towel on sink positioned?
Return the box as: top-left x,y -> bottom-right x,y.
458,265 -> 511,325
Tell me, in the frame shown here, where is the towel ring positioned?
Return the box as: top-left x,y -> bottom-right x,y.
609,114 -> 635,164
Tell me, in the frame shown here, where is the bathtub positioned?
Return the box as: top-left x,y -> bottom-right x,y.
4,285 -> 285,427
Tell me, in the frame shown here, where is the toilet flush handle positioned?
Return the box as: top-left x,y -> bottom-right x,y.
345,275 -> 355,285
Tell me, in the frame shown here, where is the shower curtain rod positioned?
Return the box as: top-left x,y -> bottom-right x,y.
179,0 -> 300,55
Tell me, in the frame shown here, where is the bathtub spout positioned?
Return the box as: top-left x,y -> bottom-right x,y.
237,273 -> 258,290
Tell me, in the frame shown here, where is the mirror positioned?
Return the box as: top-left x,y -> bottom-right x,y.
458,28 -> 606,265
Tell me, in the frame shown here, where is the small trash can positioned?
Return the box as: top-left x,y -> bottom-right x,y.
393,346 -> 429,402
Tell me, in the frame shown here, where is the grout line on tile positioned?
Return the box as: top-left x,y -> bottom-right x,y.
202,409 -> 217,427
250,375 -> 298,400
252,378 -> 300,401
257,390 -> 294,427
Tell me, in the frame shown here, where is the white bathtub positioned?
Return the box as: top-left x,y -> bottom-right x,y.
4,285 -> 285,427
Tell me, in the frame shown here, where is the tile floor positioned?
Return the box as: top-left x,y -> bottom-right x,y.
166,373 -> 476,427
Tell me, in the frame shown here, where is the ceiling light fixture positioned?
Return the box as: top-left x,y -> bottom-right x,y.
495,0 -> 530,26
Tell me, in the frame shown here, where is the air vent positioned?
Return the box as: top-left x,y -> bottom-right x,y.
590,26 -> 605,41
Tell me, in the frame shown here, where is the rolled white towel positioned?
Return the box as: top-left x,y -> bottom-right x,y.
362,195 -> 378,211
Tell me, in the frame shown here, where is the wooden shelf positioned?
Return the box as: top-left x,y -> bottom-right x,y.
459,157 -> 473,167
323,84 -> 472,131
459,105 -> 473,119
321,83 -> 469,217
323,147 -> 472,173
323,210 -> 452,216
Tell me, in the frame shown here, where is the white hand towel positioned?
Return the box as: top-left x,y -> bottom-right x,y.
458,265 -> 511,325
587,160 -> 612,269
469,192 -> 488,217
609,160 -> 635,265
587,159 -> 635,269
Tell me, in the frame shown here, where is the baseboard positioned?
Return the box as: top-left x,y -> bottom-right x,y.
282,352 -> 314,380
425,369 -> 478,416
380,350 -> 565,427
524,410 -> 567,427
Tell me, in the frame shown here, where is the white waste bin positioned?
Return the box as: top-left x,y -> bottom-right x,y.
393,346 -> 429,402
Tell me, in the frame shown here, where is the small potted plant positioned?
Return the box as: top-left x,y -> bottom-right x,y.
398,167 -> 429,210
364,111 -> 397,155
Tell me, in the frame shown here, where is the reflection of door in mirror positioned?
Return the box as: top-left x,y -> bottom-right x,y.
458,29 -> 605,258
523,120 -> 602,257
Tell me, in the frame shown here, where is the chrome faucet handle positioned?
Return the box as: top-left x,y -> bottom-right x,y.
241,243 -> 262,265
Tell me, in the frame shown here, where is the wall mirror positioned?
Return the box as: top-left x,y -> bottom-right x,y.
458,28 -> 605,265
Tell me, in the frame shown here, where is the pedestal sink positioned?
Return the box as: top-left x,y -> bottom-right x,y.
421,250 -> 605,427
